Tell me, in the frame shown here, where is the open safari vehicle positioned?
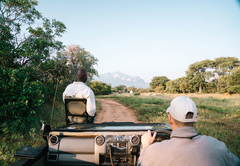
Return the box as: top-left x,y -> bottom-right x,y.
12,98 -> 172,166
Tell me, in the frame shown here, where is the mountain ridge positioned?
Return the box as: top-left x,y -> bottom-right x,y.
93,71 -> 149,88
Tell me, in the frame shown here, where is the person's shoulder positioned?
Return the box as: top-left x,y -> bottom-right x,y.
85,84 -> 94,91
200,135 -> 222,142
68,83 -> 74,86
65,83 -> 74,89
199,135 -> 227,148
81,84 -> 94,95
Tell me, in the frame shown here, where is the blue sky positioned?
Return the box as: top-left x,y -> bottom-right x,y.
36,0 -> 240,82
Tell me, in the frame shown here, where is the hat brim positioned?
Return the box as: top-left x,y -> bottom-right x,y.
166,107 -> 171,113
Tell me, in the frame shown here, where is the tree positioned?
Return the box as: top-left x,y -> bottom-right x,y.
38,52 -> 70,101
155,85 -> 164,93
63,45 -> 98,82
186,59 -> 213,93
166,80 -> 178,93
0,0 -> 66,133
38,45 -> 99,101
213,57 -> 240,93
127,86 -> 137,93
112,85 -> 127,93
203,80 -> 217,93
165,78 -> 185,93
227,67 -> 240,94
0,0 -> 41,68
0,0 -> 66,69
178,77 -> 188,93
214,57 -> 240,79
150,76 -> 170,90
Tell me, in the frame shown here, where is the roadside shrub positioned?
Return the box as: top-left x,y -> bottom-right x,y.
89,81 -> 111,95
0,67 -> 45,134
134,92 -> 140,96
137,88 -> 148,93
228,86 -> 240,94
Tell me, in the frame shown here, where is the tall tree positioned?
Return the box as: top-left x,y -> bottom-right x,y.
179,77 -> 187,93
186,59 -> 213,93
0,0 -> 66,133
227,67 -> 240,94
112,85 -> 127,93
214,57 -> 240,79
150,76 -> 170,90
166,80 -> 178,93
64,45 -> 98,82
0,0 -> 41,68
0,0 -> 66,69
213,57 -> 240,93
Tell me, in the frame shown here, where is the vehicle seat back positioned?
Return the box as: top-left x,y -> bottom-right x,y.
64,97 -> 88,124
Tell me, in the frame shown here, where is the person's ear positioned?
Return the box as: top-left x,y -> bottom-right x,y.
168,114 -> 173,126
84,75 -> 87,82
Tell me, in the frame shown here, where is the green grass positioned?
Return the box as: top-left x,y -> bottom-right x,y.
110,95 -> 240,158
0,128 -> 44,166
96,100 -> 102,114
197,105 -> 227,113
114,97 -> 171,122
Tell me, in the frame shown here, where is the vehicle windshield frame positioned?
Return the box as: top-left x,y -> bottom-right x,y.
53,122 -> 171,132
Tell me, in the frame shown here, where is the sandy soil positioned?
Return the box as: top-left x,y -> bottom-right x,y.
95,98 -> 140,123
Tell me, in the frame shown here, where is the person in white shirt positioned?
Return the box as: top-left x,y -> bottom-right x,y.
63,69 -> 96,119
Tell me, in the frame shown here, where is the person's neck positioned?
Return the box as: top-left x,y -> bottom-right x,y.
77,80 -> 85,83
171,125 -> 193,131
171,125 -> 178,131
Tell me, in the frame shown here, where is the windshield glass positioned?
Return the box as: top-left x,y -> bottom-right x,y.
54,123 -> 171,131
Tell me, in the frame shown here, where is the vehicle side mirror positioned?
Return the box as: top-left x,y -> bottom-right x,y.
40,120 -> 52,143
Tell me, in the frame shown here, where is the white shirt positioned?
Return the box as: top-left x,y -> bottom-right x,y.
62,82 -> 96,116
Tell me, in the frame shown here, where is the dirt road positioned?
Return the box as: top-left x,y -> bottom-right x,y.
95,98 -> 140,123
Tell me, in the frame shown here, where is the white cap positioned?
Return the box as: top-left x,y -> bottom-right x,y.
166,96 -> 197,123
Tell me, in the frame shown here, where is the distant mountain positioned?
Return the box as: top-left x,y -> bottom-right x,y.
93,72 -> 149,88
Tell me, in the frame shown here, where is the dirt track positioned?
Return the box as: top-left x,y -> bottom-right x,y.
95,98 -> 140,123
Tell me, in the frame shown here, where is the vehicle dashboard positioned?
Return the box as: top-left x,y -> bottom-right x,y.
47,122 -> 171,166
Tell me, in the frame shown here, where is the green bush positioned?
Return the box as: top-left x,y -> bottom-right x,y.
134,92 -> 140,96
89,81 -> 111,95
228,86 -> 240,94
0,67 -> 45,134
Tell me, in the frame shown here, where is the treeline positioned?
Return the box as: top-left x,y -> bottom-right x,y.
150,57 -> 240,94
111,85 -> 152,93
0,0 -> 104,134
112,57 -> 240,95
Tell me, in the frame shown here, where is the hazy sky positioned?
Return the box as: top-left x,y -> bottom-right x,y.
36,0 -> 240,82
